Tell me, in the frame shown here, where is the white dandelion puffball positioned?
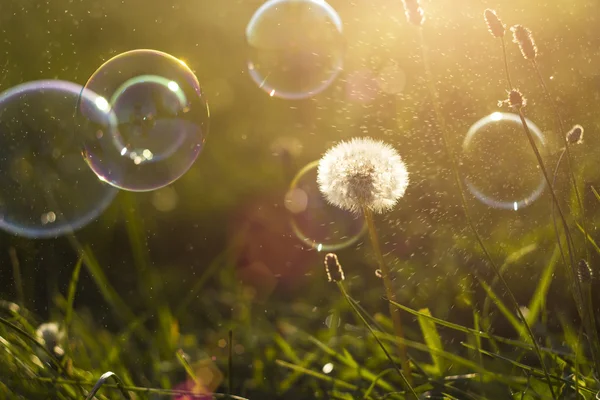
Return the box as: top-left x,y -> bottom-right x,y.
317,137 -> 409,214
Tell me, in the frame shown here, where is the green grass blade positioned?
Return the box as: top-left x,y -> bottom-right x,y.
591,186 -> 600,203
176,349 -> 200,386
461,343 -> 594,395
375,331 -> 528,389
85,371 -> 132,400
276,359 -> 361,392
274,333 -> 302,364
80,245 -> 152,342
64,256 -> 83,335
279,352 -> 319,392
416,308 -> 445,376
307,335 -> 395,392
526,245 -> 560,326
478,280 -> 528,341
575,222 -> 600,256
336,283 -> 417,398
388,300 -> 577,361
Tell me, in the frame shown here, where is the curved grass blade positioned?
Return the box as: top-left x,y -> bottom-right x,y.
33,376 -> 250,399
388,300 -> 577,360
526,244 -> 560,326
276,359 -> 361,392
85,371 -> 132,400
337,282 -> 418,398
478,280 -> 528,341
461,343 -> 595,396
417,308 -> 445,376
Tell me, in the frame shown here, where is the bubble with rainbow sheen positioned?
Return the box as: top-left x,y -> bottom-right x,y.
0,80 -> 118,238
285,160 -> 366,252
80,49 -> 209,192
461,112 -> 547,211
246,0 -> 344,100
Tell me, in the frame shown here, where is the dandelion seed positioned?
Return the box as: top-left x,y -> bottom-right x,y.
484,9 -> 505,38
498,88 -> 527,109
566,124 -> 584,145
324,253 -> 345,282
402,0 -> 425,26
578,259 -> 593,283
511,25 -> 538,61
317,137 -> 409,214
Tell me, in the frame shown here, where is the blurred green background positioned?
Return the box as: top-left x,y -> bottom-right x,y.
1,0 -> 600,398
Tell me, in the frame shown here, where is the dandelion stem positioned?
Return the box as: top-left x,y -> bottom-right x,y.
336,281 -> 418,398
362,206 -> 412,386
500,37 -> 513,89
418,28 -> 557,399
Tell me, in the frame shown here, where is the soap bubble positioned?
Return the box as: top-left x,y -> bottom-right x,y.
0,80 -> 118,238
285,161 -> 366,251
80,49 -> 209,191
246,0 -> 344,100
461,112 -> 547,211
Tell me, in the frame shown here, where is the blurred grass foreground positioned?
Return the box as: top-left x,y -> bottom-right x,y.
2,0 -> 600,398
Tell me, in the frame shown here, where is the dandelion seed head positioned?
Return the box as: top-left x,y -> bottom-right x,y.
566,124 -> 584,145
511,24 -> 537,60
317,137 -> 409,214
484,9 -> 505,38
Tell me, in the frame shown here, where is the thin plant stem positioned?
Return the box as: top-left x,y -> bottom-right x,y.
515,108 -> 600,374
550,151 -> 576,302
532,60 -> 590,262
418,27 -> 557,399
8,247 -> 24,307
516,109 -> 578,296
336,281 -> 418,399
362,206 -> 412,385
530,64 -> 600,371
228,329 -> 233,399
500,37 -> 513,89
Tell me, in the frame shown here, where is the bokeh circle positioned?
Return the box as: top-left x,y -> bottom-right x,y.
80,49 -> 209,192
0,80 -> 118,238
461,112 -> 547,211
285,160 -> 366,251
246,0 -> 345,100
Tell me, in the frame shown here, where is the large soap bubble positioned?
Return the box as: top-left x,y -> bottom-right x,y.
461,112 -> 547,211
80,49 -> 209,192
246,0 -> 344,100
285,160 -> 366,251
0,80 -> 118,238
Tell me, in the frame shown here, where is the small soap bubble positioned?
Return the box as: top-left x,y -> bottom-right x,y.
460,112 -> 547,210
246,0 -> 344,100
0,80 -> 117,238
285,161 -> 366,251
80,49 -> 209,192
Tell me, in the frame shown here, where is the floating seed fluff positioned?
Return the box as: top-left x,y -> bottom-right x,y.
317,137 -> 409,214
